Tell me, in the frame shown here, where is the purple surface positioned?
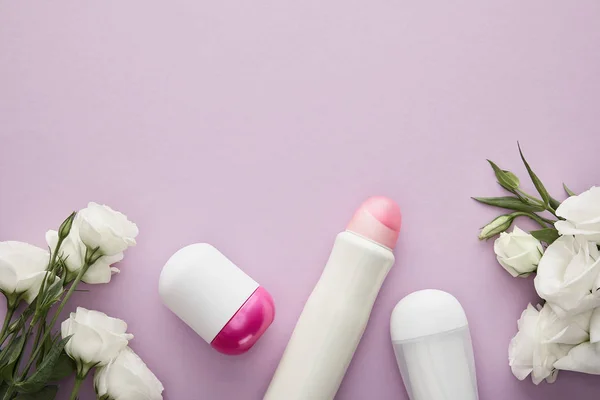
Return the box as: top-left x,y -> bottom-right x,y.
1,1 -> 600,399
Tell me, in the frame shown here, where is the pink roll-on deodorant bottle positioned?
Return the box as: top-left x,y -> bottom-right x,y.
159,243 -> 275,355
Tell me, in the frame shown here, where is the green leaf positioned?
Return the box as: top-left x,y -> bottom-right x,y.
15,336 -> 71,394
487,160 -> 520,192
563,183 -> 576,197
518,143 -> 550,206
0,334 -> 25,367
38,281 -> 63,315
14,385 -> 58,400
48,351 -> 75,381
40,331 -> 53,362
472,196 -> 545,213
531,228 -> 560,245
549,197 -> 561,210
0,335 -> 26,381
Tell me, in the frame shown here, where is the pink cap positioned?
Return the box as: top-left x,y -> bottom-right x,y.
346,196 -> 402,249
211,287 -> 275,355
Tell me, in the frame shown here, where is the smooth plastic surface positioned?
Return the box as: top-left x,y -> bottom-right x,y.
391,290 -> 478,400
211,287 -> 275,355
346,196 -> 401,250
391,289 -> 468,342
159,243 -> 260,344
393,327 -> 478,400
264,230 -> 395,399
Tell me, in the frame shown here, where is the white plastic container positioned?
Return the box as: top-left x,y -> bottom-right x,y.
390,290 -> 478,400
159,243 -> 275,355
264,197 -> 402,400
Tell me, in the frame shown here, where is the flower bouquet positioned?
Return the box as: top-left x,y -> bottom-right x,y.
0,203 -> 164,400
475,144 -> 600,384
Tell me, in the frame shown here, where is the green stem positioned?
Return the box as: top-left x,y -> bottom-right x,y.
543,205 -> 558,217
0,303 -> 17,345
507,211 -> 549,229
32,236 -> 65,319
69,376 -> 84,400
538,216 -> 556,225
2,387 -> 15,400
48,238 -> 63,275
12,321 -> 35,380
22,322 -> 45,377
0,307 -> 37,399
516,188 -> 558,217
0,309 -> 30,353
523,213 -> 550,229
19,254 -> 93,378
1,304 -> 35,348
33,323 -> 45,361
515,189 -> 543,204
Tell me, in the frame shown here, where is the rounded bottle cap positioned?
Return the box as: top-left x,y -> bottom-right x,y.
391,289 -> 468,342
159,243 -> 261,345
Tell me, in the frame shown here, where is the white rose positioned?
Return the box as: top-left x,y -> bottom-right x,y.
590,308 -> 600,344
554,310 -> 600,373
554,342 -> 600,374
534,235 -> 600,318
540,307 -> 591,345
62,308 -> 133,375
494,226 -> 543,277
555,186 -> 600,243
0,241 -> 50,304
94,347 -> 164,400
509,304 -> 574,384
77,203 -> 138,257
46,222 -> 123,284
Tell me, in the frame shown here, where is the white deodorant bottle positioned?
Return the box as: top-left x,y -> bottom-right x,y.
390,289 -> 479,400
264,197 -> 402,400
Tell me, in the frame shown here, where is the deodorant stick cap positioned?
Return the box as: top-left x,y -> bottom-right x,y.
391,289 -> 468,342
159,243 -> 274,354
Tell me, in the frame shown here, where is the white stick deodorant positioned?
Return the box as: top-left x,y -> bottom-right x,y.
391,290 -> 479,400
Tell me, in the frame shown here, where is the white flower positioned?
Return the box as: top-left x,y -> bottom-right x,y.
62,308 -> 133,375
46,223 -> 123,284
77,203 -> 138,257
589,308 -> 600,344
554,342 -> 600,374
540,307 -> 592,345
555,186 -> 600,243
509,304 -> 574,384
94,347 -> 164,400
534,235 -> 600,317
0,241 -> 50,304
494,226 -> 543,277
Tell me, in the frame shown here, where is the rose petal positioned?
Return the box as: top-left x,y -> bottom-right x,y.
65,320 -> 104,365
0,259 -> 18,294
590,308 -> 600,344
556,187 -> 600,223
82,261 -> 113,284
554,342 -> 600,374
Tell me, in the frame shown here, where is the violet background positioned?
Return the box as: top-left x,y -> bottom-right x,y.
1,1 -> 600,399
